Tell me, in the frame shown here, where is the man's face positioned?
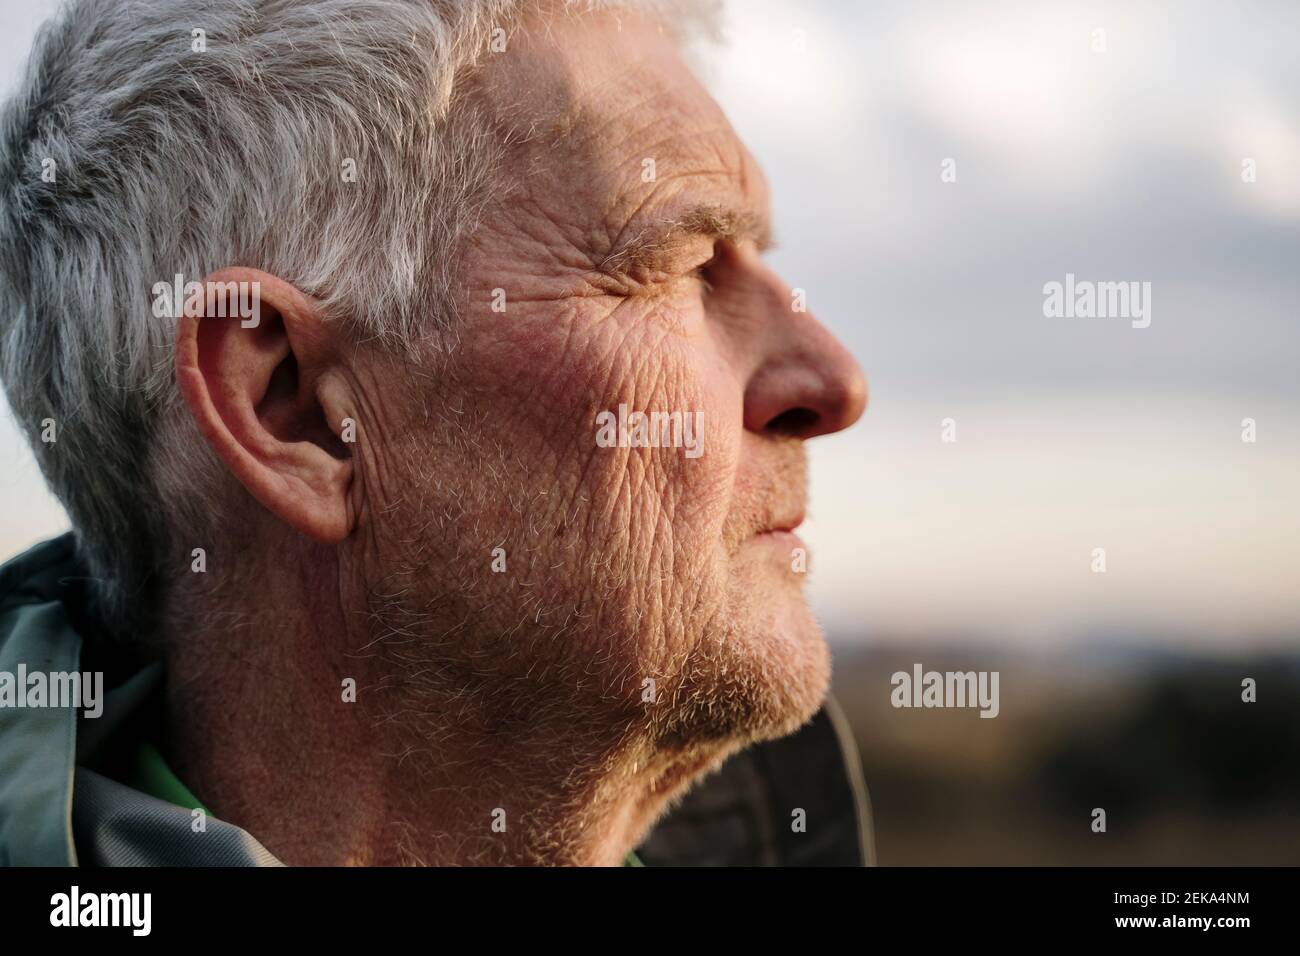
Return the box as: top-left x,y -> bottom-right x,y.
356,11 -> 865,762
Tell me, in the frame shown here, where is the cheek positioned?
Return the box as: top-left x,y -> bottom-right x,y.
578,302 -> 741,562
457,294 -> 743,630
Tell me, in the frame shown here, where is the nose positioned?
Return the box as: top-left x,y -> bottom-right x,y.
741,275 -> 868,441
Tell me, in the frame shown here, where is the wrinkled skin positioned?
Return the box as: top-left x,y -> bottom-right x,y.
168,10 -> 865,866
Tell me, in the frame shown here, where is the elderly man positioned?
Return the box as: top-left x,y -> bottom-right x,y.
0,0 -> 868,867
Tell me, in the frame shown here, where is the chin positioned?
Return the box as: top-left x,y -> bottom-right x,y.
650,553 -> 831,753
741,588 -> 833,739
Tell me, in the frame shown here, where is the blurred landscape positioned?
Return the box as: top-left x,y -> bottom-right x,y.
831,639 -> 1300,864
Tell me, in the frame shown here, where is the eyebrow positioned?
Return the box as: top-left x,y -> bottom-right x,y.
597,202 -> 776,278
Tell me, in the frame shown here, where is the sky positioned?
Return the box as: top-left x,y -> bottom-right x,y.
2,0 -> 1298,649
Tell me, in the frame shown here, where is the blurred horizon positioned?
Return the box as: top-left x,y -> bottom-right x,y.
3,0 -> 1298,651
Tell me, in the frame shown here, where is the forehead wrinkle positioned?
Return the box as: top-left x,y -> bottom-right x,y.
480,11 -> 770,285
599,119 -> 772,273
497,12 -> 692,155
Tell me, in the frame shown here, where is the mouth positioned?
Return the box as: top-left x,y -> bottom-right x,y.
758,510 -> 805,535
764,517 -> 804,535
755,511 -> 806,542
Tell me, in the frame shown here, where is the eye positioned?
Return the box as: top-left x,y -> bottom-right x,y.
690,248 -> 718,294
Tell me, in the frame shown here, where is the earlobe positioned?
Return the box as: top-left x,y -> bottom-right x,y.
174,268 -> 355,544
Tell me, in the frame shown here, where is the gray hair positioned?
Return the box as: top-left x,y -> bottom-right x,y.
0,0 -> 716,635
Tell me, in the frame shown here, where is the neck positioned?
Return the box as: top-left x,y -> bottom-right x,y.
158,546 -> 720,866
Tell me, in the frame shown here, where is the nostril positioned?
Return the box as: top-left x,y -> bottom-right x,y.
766,407 -> 820,437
